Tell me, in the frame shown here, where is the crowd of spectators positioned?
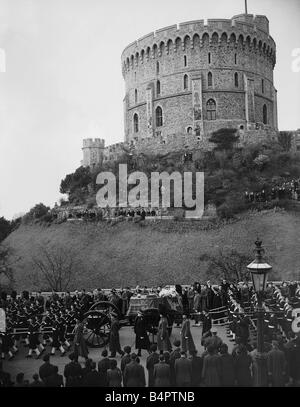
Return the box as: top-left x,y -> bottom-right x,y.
244,178 -> 300,204
1,280 -> 300,387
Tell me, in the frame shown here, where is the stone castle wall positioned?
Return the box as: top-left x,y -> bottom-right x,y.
82,13 -> 283,167
121,14 -> 277,144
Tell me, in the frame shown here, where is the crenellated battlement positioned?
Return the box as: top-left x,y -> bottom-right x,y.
82,138 -> 105,149
121,14 -> 276,77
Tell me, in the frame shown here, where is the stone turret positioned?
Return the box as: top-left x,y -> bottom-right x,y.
82,138 -> 105,167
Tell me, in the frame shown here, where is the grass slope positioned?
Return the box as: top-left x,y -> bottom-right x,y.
4,210 -> 300,291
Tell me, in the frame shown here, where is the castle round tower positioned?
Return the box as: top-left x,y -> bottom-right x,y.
121,14 -> 277,145
82,138 -> 105,167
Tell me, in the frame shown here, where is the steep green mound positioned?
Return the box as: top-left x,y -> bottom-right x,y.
4,210 -> 300,291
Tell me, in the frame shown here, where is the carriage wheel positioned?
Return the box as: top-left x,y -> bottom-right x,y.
89,301 -> 121,317
83,310 -> 111,348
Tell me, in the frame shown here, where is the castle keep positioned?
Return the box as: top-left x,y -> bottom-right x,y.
83,13 -> 282,167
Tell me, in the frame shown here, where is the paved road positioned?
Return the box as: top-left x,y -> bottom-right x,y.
3,323 -> 233,385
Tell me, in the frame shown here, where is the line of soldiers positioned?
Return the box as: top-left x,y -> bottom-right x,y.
244,178 -> 300,204
0,291 -> 95,360
226,281 -> 300,350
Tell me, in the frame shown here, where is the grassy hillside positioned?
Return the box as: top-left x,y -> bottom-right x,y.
4,209 -> 300,291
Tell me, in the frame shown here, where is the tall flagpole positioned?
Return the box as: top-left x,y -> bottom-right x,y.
245,0 -> 248,14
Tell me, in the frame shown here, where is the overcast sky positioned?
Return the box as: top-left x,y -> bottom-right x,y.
0,0 -> 299,219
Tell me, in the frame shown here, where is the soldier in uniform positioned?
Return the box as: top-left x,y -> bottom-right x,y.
51,315 -> 66,356
26,317 -> 45,358
0,320 -> 15,361
157,313 -> 172,354
181,314 -> 196,354
58,311 -> 71,351
109,313 -> 124,358
73,317 -> 89,360
134,311 -> 150,357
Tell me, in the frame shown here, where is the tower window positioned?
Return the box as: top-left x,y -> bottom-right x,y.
134,89 -> 138,104
156,106 -> 163,127
134,72 -> 136,81
156,61 -> 159,75
156,80 -> 161,96
208,52 -> 211,64
184,55 -> 187,67
208,71 -> 213,87
262,79 -> 264,94
133,113 -> 139,133
234,72 -> 239,87
183,74 -> 188,90
235,53 -> 237,64
263,104 -> 267,124
206,99 -> 216,120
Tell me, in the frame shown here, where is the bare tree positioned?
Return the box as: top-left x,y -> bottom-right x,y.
32,244 -> 81,291
200,247 -> 252,283
0,245 -> 18,288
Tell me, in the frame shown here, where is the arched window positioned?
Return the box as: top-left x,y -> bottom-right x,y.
207,99 -> 216,120
184,55 -> 187,67
156,61 -> 159,75
235,53 -> 237,64
208,71 -> 213,87
263,104 -> 267,124
208,52 -> 211,64
156,80 -> 161,96
156,106 -> 163,127
262,79 -> 264,94
134,89 -> 138,104
133,113 -> 139,133
234,72 -> 239,87
186,126 -> 193,134
183,74 -> 188,90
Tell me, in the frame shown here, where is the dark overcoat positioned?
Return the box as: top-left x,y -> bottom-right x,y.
109,319 -> 122,353
73,322 -> 89,359
219,353 -> 235,387
156,316 -> 171,352
190,355 -> 203,387
267,348 -> 286,387
181,319 -> 196,353
153,362 -> 171,387
174,357 -> 192,386
134,316 -> 150,350
123,361 -> 146,387
202,354 -> 221,387
146,352 -> 160,387
107,368 -> 122,387
234,353 -> 252,387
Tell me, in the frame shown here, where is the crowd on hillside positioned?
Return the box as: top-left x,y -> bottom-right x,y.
244,178 -> 300,203
55,206 -> 164,222
1,280 -> 300,387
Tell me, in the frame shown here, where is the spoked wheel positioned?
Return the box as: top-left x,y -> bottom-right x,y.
83,310 -> 111,348
89,301 -> 121,317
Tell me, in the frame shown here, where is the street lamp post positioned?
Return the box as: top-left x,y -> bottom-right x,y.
247,239 -> 272,387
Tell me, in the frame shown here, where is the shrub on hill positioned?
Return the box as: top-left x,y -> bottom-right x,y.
58,135 -> 300,219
